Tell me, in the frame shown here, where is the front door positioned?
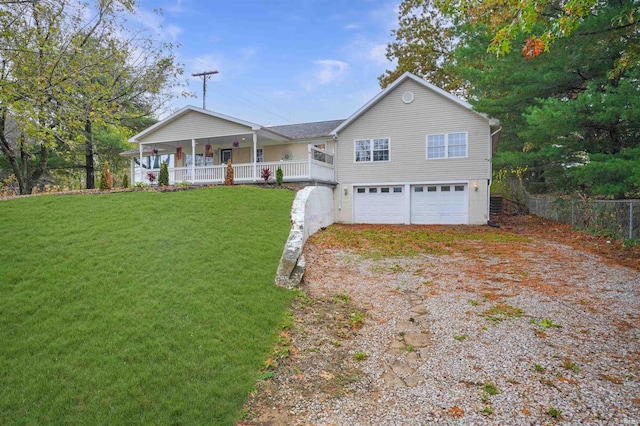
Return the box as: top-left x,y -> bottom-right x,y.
220,149 -> 232,165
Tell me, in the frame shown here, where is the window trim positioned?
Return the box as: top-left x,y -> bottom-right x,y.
354,137 -> 391,163
426,132 -> 468,160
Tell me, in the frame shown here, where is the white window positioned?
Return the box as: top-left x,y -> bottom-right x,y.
427,135 -> 445,159
256,148 -> 264,163
354,138 -> 390,162
427,133 -> 467,159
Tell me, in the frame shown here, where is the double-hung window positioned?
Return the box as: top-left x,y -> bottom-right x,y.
427,132 -> 467,159
354,138 -> 390,162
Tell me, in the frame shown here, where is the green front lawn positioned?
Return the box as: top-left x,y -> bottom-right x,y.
0,187 -> 296,425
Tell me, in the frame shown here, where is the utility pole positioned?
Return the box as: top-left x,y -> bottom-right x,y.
191,70 -> 219,110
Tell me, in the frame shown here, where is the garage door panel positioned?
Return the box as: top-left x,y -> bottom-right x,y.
354,186 -> 404,224
355,184 -> 468,225
410,184 -> 468,225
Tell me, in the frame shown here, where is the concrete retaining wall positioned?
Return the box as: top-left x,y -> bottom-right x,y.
275,186 -> 334,288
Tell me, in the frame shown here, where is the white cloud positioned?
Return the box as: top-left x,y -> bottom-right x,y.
165,0 -> 184,15
166,24 -> 183,40
344,23 -> 360,30
313,60 -> 349,85
369,1 -> 401,30
187,48 -> 257,85
131,7 -> 183,42
190,55 -> 223,79
298,60 -> 350,92
367,43 -> 389,67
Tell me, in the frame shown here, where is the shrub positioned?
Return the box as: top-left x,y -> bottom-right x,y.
0,174 -> 18,197
261,167 -> 272,186
224,159 -> 234,186
159,162 -> 169,186
122,174 -> 129,188
99,161 -> 113,190
276,167 -> 283,186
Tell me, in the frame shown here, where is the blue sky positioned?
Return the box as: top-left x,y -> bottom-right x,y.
135,0 -> 399,125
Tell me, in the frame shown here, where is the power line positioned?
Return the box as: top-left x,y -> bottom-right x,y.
191,70 -> 219,110
210,82 -> 299,124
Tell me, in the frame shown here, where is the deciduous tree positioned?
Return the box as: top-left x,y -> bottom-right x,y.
0,0 -> 182,194
379,0 -> 463,93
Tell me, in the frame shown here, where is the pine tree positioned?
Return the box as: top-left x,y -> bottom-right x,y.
158,162 -> 169,186
99,161 -> 112,190
224,160 -> 234,186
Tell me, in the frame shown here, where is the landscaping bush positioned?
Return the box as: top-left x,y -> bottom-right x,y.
224,160 -> 234,186
122,174 -> 129,188
99,161 -> 113,190
276,167 -> 283,186
261,167 -> 272,186
159,162 -> 169,186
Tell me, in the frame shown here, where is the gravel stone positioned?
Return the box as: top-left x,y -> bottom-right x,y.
242,227 -> 640,425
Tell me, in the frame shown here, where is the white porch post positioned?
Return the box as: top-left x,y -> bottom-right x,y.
129,158 -> 134,187
308,144 -> 312,179
252,132 -> 257,182
138,144 -> 144,183
191,138 -> 196,183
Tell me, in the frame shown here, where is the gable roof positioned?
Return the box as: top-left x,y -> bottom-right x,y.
331,72 -> 498,135
128,105 -> 265,143
267,119 -> 345,139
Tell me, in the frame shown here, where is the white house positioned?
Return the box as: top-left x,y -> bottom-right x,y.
124,72 -> 500,225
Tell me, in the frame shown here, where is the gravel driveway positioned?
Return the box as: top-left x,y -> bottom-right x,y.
243,217 -> 640,425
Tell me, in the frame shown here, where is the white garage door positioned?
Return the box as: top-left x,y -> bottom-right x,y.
410,184 -> 468,224
354,186 -> 405,224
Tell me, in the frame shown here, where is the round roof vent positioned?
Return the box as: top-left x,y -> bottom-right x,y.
402,91 -> 415,104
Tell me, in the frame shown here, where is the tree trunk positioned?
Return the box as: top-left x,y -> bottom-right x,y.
0,110 -> 28,194
85,120 -> 95,189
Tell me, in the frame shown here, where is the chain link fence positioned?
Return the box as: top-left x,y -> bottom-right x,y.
528,196 -> 640,241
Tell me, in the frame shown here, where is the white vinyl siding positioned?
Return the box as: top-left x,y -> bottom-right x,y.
354,138 -> 390,163
137,110 -> 253,144
334,78 -> 492,225
427,132 -> 467,159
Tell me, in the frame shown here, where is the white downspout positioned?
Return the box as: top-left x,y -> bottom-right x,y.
191,138 -> 196,183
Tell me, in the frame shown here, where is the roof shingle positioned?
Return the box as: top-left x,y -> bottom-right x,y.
267,119 -> 344,139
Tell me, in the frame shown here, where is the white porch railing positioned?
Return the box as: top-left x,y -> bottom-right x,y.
259,161 -> 309,179
135,158 -> 334,185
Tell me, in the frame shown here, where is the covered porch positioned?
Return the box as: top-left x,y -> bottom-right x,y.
130,145 -> 334,185
124,106 -> 336,185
